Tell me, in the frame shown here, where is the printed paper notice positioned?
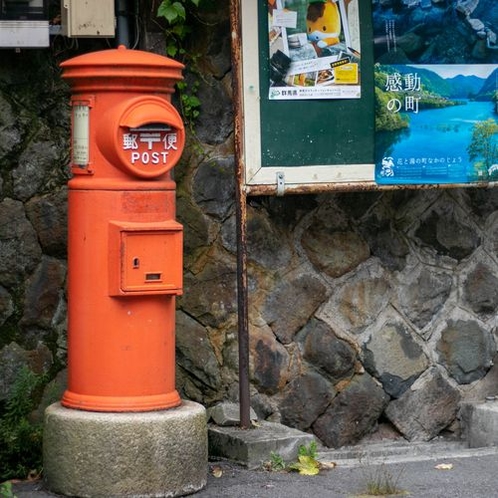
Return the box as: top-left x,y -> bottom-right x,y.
72,105 -> 89,166
268,0 -> 361,100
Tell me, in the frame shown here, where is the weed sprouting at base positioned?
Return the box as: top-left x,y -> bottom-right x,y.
360,463 -> 406,497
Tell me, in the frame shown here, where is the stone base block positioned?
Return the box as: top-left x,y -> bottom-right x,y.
208,420 -> 315,469
463,400 -> 498,448
43,400 -> 207,497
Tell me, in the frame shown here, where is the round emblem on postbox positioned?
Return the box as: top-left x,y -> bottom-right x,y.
98,96 -> 185,179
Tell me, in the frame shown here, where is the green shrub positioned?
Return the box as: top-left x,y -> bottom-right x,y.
0,481 -> 17,497
0,366 -> 45,481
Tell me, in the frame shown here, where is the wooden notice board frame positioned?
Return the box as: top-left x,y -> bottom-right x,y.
232,0 -> 377,195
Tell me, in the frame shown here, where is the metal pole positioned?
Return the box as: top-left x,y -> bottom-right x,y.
115,0 -> 130,48
230,0 -> 251,429
236,178 -> 250,429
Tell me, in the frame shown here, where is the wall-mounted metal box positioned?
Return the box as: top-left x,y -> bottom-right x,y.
0,0 -> 49,47
0,19 -> 48,46
61,0 -> 115,38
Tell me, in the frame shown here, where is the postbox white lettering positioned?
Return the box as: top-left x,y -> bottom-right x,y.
163,133 -> 178,150
124,128 -> 175,167
150,152 -> 169,164
139,133 -> 161,150
123,133 -> 138,150
130,151 -> 169,165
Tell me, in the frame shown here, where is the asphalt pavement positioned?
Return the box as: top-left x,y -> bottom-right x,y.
10,442 -> 498,497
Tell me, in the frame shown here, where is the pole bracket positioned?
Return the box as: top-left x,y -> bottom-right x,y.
276,171 -> 285,196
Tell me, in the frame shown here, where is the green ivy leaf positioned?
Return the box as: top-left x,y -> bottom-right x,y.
166,44 -> 179,57
172,23 -> 189,37
158,2 -> 176,23
157,1 -> 186,24
171,2 -> 186,21
187,95 -> 201,107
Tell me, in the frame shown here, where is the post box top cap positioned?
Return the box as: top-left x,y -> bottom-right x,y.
60,45 -> 184,71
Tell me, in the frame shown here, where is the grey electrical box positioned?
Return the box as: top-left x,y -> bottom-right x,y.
0,0 -> 49,47
61,0 -> 115,38
0,20 -> 48,46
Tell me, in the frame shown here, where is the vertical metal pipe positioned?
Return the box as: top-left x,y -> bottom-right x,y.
115,0 -> 130,48
230,0 -> 251,429
236,174 -> 250,429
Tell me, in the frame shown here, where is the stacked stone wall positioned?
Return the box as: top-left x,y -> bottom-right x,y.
1,3 -> 498,449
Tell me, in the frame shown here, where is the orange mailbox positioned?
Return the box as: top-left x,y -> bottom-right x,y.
60,46 -> 185,412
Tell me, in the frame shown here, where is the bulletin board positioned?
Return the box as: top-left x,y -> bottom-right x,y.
232,0 -> 498,195
235,0 -> 375,195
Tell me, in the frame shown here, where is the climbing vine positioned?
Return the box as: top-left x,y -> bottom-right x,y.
157,0 -> 202,58
157,0 -> 204,126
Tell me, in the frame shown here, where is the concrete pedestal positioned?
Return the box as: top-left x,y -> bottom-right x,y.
43,400 -> 207,497
208,420 -> 315,469
463,400 -> 498,449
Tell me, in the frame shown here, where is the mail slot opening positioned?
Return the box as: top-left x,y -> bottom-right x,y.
128,123 -> 172,132
145,272 -> 162,281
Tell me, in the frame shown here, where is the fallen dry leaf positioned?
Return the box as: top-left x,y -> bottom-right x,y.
27,470 -> 42,481
435,463 -> 453,470
319,461 -> 337,470
288,455 -> 320,475
211,466 -> 223,478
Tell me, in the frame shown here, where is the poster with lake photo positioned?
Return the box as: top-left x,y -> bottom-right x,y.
372,0 -> 498,185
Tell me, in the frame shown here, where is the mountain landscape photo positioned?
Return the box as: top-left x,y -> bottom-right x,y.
374,63 -> 498,184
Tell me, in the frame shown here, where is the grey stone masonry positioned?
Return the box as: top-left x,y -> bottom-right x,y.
2,3 -> 498,457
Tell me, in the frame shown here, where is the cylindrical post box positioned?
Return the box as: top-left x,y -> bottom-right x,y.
60,46 -> 185,412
